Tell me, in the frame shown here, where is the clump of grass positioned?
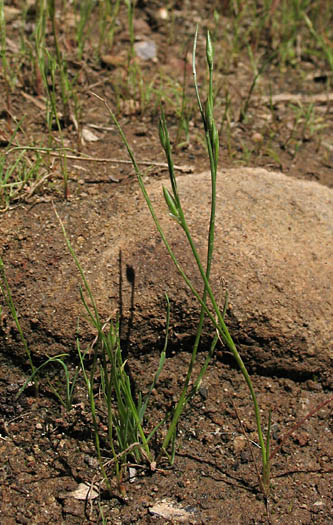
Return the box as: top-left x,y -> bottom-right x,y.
102,27 -> 273,497
33,0 -> 81,197
50,31 -> 232,489
76,0 -> 95,60
98,0 -> 121,54
2,138 -> 73,208
54,203 -> 173,493
0,0 -> 15,106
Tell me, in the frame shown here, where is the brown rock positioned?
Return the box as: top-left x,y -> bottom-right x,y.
1,169 -> 332,386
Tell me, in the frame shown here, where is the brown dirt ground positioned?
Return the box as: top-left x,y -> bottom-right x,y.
0,1 -> 333,523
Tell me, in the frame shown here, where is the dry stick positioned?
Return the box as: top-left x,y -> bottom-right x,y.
21,91 -> 47,111
269,394 -> 333,462
48,151 -> 193,173
232,393 -> 333,503
231,387 -> 333,497
103,442 -> 141,468
24,170 -> 54,200
102,442 -> 158,474
258,92 -> 333,105
0,170 -> 54,211
6,145 -> 193,173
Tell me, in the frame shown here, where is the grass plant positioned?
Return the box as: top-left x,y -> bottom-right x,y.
100,19 -> 333,497
97,0 -> 121,54
101,28 -> 274,496
55,205 -> 173,491
239,46 -> 277,123
0,148 -> 42,210
303,10 -> 333,75
15,353 -> 77,410
0,0 -> 14,106
49,26 -> 267,489
76,0 -> 95,60
125,0 -> 135,64
47,0 -> 71,126
34,0 -> 75,197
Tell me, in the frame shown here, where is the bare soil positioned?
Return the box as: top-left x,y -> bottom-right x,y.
0,1 -> 333,523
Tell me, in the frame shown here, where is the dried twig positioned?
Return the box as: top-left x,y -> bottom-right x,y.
48,151 -> 193,173
258,92 -> 333,105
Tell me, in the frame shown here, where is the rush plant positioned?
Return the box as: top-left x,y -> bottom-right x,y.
101,28 -> 274,495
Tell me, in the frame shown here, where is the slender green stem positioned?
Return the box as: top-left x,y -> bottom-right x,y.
160,30 -> 219,454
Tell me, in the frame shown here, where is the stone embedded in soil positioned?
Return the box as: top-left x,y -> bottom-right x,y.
134,40 -> 157,60
149,498 -> 197,522
59,482 -> 99,501
0,168 -> 332,386
233,435 -> 247,454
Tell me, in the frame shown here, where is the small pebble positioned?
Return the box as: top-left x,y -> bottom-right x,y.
251,132 -> 264,143
233,435 -> 246,454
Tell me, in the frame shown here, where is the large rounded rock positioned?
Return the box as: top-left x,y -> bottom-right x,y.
0,168 -> 332,386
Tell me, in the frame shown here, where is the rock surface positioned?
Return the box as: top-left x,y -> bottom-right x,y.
1,168 -> 332,385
